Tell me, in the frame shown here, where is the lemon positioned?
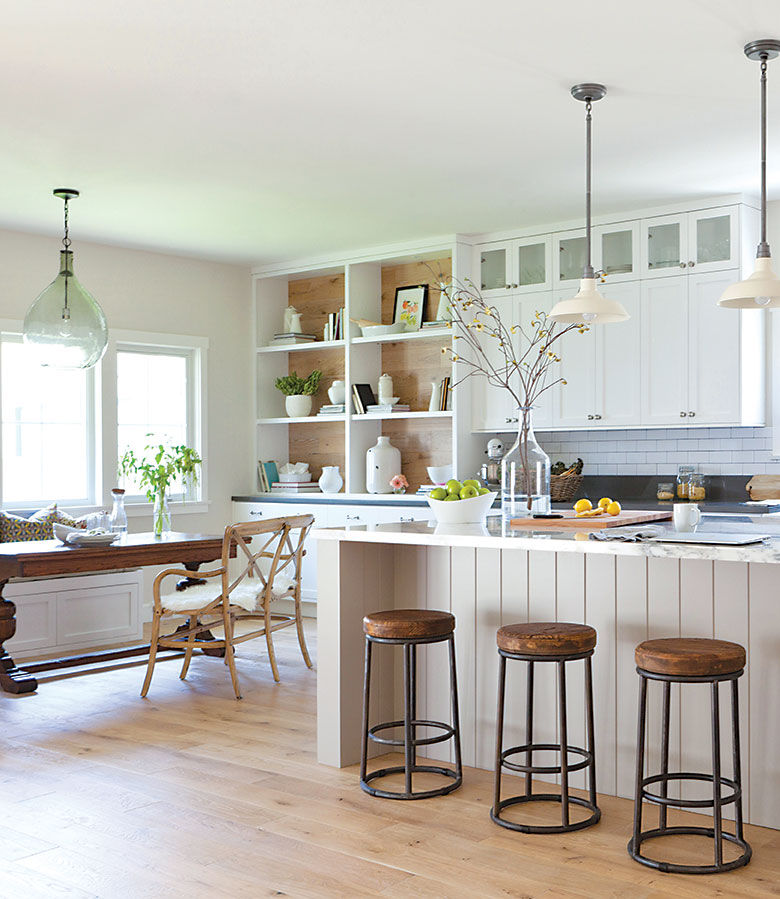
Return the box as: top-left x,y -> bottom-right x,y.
598,497 -> 612,509
573,498 -> 592,513
606,501 -> 621,516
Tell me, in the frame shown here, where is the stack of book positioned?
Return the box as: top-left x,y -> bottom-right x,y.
416,484 -> 437,495
422,320 -> 449,330
270,480 -> 320,493
257,460 -> 278,492
324,307 -> 347,342
317,404 -> 345,416
365,404 -> 410,415
351,383 -> 377,414
271,332 -> 317,346
436,376 -> 451,411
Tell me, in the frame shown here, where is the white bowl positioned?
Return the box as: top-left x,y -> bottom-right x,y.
427,464 -> 453,485
279,470 -> 309,483
426,491 -> 497,524
360,322 -> 405,338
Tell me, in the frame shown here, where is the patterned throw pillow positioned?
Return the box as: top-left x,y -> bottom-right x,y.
0,503 -> 83,542
29,503 -> 80,528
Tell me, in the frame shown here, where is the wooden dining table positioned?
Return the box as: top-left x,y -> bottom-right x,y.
0,531 -> 234,695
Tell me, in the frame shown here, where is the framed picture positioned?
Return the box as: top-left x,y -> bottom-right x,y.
393,284 -> 428,331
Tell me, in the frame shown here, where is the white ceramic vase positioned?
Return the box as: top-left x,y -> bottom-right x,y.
285,395 -> 312,417
366,436 -> 401,494
318,465 -> 343,494
327,380 -> 346,404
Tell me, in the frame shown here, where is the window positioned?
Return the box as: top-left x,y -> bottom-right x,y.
1,335 -> 94,505
116,344 -> 201,501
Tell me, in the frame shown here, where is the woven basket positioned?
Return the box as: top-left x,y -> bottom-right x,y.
550,474 -> 584,503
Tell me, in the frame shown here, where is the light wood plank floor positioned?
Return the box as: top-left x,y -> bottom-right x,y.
1,622 -> 779,898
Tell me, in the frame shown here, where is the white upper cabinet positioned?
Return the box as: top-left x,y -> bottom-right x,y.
517,291 -> 554,428
553,229 -> 587,286
641,206 -> 739,278
554,290 -> 597,428
470,294 -> 518,431
476,237 -> 552,298
594,222 -> 640,282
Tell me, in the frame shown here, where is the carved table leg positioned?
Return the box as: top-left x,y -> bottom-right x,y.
172,561 -> 225,658
0,582 -> 38,694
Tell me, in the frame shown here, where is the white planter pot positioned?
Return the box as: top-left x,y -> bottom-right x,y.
366,436 -> 401,494
285,395 -> 312,417
318,465 -> 343,494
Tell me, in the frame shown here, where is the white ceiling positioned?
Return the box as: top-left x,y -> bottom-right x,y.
1,0 -> 778,265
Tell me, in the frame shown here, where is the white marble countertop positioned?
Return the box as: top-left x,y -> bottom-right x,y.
313,513 -> 780,563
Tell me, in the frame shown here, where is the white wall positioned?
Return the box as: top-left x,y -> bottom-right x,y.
0,227 -> 253,612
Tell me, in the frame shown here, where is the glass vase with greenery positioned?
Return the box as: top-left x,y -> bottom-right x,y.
118,440 -> 202,536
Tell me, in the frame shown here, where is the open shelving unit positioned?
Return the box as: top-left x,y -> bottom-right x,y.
251,239 -> 484,495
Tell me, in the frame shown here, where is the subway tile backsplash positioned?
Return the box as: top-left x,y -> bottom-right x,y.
534,427 -> 778,476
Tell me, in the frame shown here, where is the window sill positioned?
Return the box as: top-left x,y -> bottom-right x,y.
125,501 -> 211,517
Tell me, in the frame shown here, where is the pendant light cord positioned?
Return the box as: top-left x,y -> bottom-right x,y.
758,56 -> 770,257
584,99 -> 595,279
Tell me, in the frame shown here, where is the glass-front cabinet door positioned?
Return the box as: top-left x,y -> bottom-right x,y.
594,222 -> 639,282
687,207 -> 739,272
553,229 -> 587,285
516,236 -> 552,293
641,214 -> 689,278
476,242 -> 512,298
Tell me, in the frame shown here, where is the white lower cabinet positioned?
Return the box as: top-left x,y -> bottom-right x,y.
5,570 -> 144,659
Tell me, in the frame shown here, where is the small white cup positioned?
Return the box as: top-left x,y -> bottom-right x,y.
673,503 -> 701,532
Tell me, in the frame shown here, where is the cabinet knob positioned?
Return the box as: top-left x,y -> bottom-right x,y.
587,414 -> 594,420
680,411 -> 687,417
688,261 -> 695,267
505,417 -> 512,423
679,262 -> 686,269
505,284 -> 511,289
688,411 -> 695,417
511,283 -> 518,289
481,283 -> 487,290
594,414 -> 602,420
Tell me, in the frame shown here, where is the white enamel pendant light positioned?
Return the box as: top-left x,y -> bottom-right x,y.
719,39 -> 780,309
549,83 -> 629,324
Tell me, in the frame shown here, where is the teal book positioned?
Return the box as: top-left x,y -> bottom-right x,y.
262,461 -> 279,490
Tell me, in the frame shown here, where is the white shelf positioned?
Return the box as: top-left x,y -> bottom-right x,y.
352,411 -> 453,421
257,415 -> 346,425
257,340 -> 345,355
351,328 -> 451,346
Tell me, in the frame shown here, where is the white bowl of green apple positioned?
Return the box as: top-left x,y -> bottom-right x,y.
426,479 -> 497,523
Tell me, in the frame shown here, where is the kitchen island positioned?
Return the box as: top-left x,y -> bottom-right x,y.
314,515 -> 780,829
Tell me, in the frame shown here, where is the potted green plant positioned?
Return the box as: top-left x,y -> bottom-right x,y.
118,440 -> 202,536
275,370 -> 322,418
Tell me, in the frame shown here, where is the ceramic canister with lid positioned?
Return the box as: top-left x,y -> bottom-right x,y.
366,436 -> 401,494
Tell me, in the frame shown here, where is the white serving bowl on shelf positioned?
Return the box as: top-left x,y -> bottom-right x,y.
426,491 -> 497,524
426,464 -> 453,485
360,322 -> 405,339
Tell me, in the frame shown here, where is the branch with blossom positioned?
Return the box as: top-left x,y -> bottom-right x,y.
434,277 -> 588,409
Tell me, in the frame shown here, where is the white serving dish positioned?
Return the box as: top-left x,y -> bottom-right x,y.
54,523 -> 118,546
279,471 -> 309,483
360,322 -> 405,338
427,464 -> 453,485
426,491 -> 497,524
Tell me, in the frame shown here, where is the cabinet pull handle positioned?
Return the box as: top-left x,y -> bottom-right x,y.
594,414 -> 602,420
505,417 -> 512,423
249,510 -> 263,516
688,411 -> 695,417
688,261 -> 695,267
587,414 -> 594,420
346,514 -> 361,521
400,516 -> 414,522
680,411 -> 687,417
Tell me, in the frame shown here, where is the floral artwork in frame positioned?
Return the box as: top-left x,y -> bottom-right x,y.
393,284 -> 428,331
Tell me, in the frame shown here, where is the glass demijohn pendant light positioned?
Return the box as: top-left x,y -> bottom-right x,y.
719,40 -> 780,308
23,189 -> 108,368
549,84 -> 630,323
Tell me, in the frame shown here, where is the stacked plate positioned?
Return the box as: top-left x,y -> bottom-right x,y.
53,523 -> 118,547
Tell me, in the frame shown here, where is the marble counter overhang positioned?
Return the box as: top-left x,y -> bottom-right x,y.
313,514 -> 780,564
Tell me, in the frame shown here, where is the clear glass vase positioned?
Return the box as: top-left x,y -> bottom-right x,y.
153,490 -> 171,537
501,407 -> 551,519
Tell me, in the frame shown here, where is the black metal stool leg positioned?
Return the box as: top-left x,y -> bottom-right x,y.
526,660 -> 535,797
493,653 -> 507,815
360,638 -> 373,786
558,659 -> 570,828
448,635 -> 462,780
631,674 -> 648,856
585,655 -> 597,810
659,679 -> 671,831
711,680 -> 723,869
731,677 -> 745,843
403,642 -> 414,795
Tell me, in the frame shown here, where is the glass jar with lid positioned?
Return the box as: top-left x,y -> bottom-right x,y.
657,482 -> 675,501
688,473 -> 706,502
676,466 -> 695,500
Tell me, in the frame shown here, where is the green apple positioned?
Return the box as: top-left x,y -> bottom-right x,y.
478,487 -> 491,496
430,487 -> 447,501
443,493 -> 460,502
462,479 -> 480,489
460,485 -> 479,499
445,479 -> 463,495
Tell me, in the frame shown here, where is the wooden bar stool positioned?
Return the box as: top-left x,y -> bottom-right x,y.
629,637 -> 751,874
360,609 -> 462,800
491,622 -> 600,834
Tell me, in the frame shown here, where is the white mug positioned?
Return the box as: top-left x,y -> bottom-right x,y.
673,503 -> 701,532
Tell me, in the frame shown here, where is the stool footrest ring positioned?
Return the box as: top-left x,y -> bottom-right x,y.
640,772 -> 741,809
368,719 -> 455,748
628,826 -> 752,874
500,742 -> 592,775
361,764 -> 462,800
491,793 -> 601,834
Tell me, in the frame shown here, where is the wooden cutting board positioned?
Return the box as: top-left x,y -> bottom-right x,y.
746,475 -> 780,501
509,510 -> 672,529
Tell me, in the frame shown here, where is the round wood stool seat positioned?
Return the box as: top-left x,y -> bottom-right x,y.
635,638 -> 746,678
363,609 -> 455,641
497,622 -> 597,657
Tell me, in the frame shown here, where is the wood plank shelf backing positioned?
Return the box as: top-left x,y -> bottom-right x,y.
288,419 -> 345,482
288,273 -> 345,339
381,256 -> 452,325
380,418 -> 452,492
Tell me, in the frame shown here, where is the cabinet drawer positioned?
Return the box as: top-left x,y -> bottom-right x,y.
57,583 -> 140,646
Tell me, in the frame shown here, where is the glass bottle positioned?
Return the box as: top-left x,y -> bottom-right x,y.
688,473 -> 707,502
153,490 -> 171,536
501,407 -> 551,519
110,488 -> 128,533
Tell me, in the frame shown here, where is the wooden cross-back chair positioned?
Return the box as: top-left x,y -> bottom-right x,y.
141,514 -> 314,699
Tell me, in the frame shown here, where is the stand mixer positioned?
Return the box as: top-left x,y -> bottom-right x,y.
479,438 -> 504,488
